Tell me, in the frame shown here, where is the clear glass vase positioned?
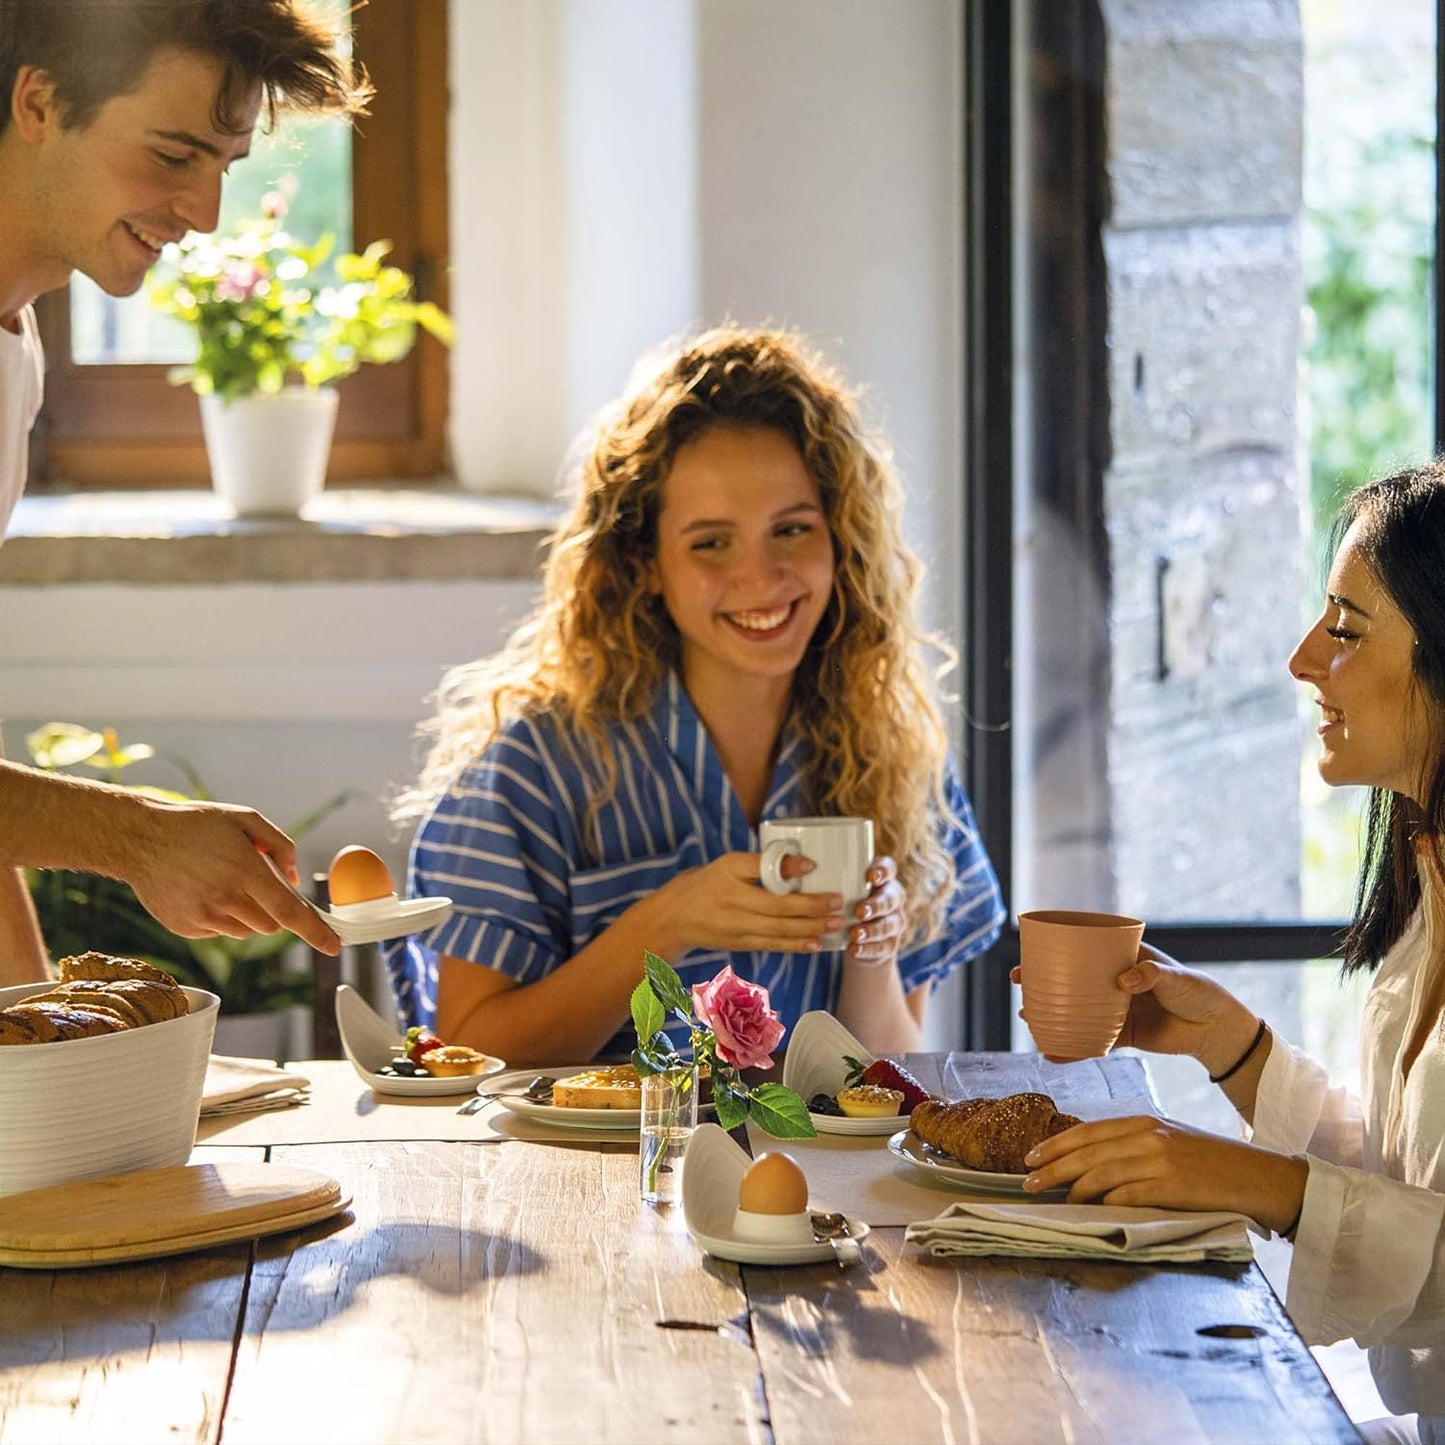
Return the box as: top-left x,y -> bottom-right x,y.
639,1065 -> 700,1205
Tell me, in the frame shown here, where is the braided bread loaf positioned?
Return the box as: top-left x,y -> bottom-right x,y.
910,1093 -> 1081,1173
0,953 -> 188,1046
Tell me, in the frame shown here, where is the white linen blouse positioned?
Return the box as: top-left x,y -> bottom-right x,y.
1250,905 -> 1445,1432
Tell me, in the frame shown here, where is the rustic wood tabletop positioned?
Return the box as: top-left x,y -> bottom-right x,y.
0,1052 -> 1360,1444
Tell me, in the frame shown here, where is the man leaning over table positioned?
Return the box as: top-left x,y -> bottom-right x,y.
0,0 -> 373,983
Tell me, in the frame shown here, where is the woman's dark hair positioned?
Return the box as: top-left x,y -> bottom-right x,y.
0,0 -> 370,139
1339,459 -> 1445,972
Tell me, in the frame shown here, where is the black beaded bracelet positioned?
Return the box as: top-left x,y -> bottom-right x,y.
1208,1018 -> 1269,1085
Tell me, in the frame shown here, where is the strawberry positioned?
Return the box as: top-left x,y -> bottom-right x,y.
404,1026 -> 445,1064
844,1054 -> 931,1112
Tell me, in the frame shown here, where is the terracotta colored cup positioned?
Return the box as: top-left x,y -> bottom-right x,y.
1018,910 -> 1145,1062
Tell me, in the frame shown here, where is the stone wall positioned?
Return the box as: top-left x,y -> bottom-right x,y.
1100,0 -> 1305,921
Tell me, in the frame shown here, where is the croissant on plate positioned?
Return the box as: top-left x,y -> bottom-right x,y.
0,952 -> 188,1046
910,1093 -> 1081,1174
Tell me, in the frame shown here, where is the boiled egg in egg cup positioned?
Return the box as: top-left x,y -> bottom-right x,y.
315,846 -> 455,947
733,1152 -> 814,1245
327,845 -> 400,917
681,1124 -> 870,1265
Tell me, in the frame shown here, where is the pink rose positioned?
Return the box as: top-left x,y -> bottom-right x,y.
692,966 -> 786,1071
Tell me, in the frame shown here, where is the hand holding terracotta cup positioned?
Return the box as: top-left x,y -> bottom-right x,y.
1018,910 -> 1145,1061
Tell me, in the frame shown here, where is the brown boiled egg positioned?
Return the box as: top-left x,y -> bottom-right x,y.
737,1152 -> 809,1216
733,1152 -> 811,1245
328,845 -> 396,907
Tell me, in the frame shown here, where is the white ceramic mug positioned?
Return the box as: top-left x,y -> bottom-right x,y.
758,816 -> 874,950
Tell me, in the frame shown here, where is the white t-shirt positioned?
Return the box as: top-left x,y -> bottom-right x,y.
1250,905 -> 1445,1439
0,304 -> 43,539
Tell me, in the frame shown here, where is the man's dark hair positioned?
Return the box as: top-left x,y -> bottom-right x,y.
0,0 -> 371,138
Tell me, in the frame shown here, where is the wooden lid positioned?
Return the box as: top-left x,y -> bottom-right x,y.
0,1163 -> 349,1268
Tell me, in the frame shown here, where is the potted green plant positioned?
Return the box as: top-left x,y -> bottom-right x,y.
147,187 -> 454,516
23,723 -> 360,1054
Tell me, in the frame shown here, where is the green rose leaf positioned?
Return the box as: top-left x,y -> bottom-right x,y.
746,1084 -> 819,1140
642,950 -> 692,1020
712,1083 -> 749,1133
630,976 -> 665,1047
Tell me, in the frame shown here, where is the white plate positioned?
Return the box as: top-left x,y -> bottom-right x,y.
809,1110 -> 905,1137
682,1123 -> 869,1266
887,1128 -> 1069,1200
323,895 -> 454,947
334,984 -> 505,1098
782,1011 -> 912,1137
483,1067 -> 645,1129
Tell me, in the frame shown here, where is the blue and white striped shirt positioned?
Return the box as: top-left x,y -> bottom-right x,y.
385,671 -> 1004,1056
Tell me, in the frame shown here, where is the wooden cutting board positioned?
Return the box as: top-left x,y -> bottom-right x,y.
0,1163 -> 350,1269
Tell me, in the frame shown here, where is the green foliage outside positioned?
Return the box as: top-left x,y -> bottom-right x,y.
23,724 -> 360,1015
1298,19 -> 1434,923
1302,30 -> 1434,545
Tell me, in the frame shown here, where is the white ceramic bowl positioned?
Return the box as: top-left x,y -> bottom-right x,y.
0,982 -> 219,1198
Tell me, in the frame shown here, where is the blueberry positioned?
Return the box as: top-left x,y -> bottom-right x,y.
809,1092 -> 844,1117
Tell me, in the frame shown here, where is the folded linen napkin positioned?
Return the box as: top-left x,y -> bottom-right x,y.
200,1055 -> 312,1118
905,1201 -> 1256,1264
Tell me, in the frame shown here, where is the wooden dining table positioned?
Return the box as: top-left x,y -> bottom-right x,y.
0,1051 -> 1359,1444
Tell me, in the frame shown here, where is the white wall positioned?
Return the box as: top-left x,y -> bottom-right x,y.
695,0 -> 964,631
1,580 -> 538,885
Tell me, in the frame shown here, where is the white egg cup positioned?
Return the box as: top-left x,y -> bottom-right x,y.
327,892 -> 401,920
732,1207 -> 814,1245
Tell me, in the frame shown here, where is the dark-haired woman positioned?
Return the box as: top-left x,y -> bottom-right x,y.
1023,464 -> 1445,1444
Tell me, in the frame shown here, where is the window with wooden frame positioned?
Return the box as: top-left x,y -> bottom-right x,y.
30,0 -> 449,491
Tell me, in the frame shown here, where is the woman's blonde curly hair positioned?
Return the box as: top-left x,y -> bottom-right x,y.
395,325 -> 962,947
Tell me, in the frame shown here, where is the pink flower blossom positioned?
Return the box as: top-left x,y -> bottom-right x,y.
692,966 -> 786,1071
261,189 -> 289,220
214,260 -> 264,303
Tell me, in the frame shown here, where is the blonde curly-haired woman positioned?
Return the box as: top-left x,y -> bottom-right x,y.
387,326 -> 1004,1065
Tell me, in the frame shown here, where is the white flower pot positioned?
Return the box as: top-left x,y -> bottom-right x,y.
200,386 -> 339,517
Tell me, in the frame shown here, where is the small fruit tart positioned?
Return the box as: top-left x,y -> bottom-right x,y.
423,1045 -> 494,1077
837,1084 -> 906,1118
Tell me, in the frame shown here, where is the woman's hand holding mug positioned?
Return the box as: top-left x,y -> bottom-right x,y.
758,816 -> 873,950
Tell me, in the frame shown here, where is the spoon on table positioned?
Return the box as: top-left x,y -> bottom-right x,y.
456,1075 -> 557,1115
811,1211 -> 862,1267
